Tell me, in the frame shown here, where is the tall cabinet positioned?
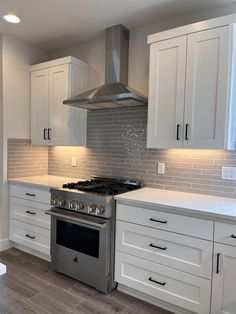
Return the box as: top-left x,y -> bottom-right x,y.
147,24 -> 236,150
30,56 -> 88,146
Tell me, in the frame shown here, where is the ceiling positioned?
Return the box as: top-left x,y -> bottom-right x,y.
0,0 -> 235,52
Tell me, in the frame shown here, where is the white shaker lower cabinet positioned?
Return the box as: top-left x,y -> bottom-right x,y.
116,252 -> 211,314
116,220 -> 213,279
211,244 -> 236,313
9,183 -> 51,260
115,203 -> 213,314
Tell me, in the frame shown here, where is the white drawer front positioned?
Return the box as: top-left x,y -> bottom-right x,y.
215,222 -> 236,247
10,197 -> 50,229
116,221 -> 213,279
116,203 -> 213,240
10,219 -> 50,255
10,184 -> 50,204
115,252 -> 211,314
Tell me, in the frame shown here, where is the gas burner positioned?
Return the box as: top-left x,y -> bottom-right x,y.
52,177 -> 142,220
62,177 -> 142,196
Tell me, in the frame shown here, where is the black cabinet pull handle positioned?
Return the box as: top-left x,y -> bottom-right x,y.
25,210 -> 36,215
48,128 -> 51,140
148,277 -> 166,286
25,234 -> 36,240
185,124 -> 189,140
176,124 -> 180,140
231,234 -> 236,239
216,253 -> 220,274
149,243 -> 167,251
150,218 -> 167,224
43,128 -> 47,140
25,193 -> 36,197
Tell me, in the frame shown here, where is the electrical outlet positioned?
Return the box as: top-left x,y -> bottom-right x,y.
158,162 -> 165,174
222,167 -> 236,180
71,156 -> 77,167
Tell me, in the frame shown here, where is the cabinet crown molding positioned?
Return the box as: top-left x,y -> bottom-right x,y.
30,56 -> 88,72
148,13 -> 236,44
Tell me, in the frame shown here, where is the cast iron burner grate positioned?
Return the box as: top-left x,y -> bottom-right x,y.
62,177 -> 142,196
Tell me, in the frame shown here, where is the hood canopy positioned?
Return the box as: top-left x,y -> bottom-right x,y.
63,24 -> 147,110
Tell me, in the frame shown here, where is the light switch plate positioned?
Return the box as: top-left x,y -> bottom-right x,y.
158,162 -> 165,174
222,167 -> 236,180
71,156 -> 77,167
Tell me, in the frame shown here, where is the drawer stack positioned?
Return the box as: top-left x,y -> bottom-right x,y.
115,204 -> 214,314
9,183 -> 51,258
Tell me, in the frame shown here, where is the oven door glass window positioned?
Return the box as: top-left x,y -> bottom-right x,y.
56,220 -> 100,258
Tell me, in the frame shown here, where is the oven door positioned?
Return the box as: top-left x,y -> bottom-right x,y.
46,208 -> 111,290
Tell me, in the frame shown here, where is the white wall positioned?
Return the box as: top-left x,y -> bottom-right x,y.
128,2 -> 236,96
2,35 -> 48,139
51,37 -> 105,90
0,35 -> 4,244
0,35 -> 48,244
50,2 -> 236,97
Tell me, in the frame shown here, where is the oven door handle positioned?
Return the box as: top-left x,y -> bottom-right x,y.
45,210 -> 107,229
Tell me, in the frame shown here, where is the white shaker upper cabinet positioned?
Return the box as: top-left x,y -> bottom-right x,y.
147,24 -> 236,150
31,56 -> 88,147
147,36 -> 186,149
31,68 -> 49,146
211,243 -> 236,314
184,27 -> 232,149
48,64 -> 69,146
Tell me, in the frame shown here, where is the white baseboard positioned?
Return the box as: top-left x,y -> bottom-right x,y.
117,284 -> 194,314
0,239 -> 11,251
13,243 -> 51,262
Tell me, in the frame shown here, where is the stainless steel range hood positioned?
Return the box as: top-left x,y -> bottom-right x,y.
63,24 -> 148,110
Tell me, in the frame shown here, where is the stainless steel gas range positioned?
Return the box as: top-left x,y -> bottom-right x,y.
46,177 -> 142,293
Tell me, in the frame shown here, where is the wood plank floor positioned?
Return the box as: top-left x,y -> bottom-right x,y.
0,248 -> 173,314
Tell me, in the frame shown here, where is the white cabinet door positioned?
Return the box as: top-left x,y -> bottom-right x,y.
147,36 -> 186,149
30,57 -> 88,147
116,220 -> 213,279
31,69 -> 49,145
49,64 -> 69,146
211,243 -> 236,314
67,64 -> 87,146
116,251 -> 211,314
184,26 -> 230,149
10,219 -> 50,255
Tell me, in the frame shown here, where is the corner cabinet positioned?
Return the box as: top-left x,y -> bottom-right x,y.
147,24 -> 236,150
30,56 -> 88,146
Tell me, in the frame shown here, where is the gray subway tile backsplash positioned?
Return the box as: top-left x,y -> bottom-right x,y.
8,107 -> 236,198
8,139 -> 48,178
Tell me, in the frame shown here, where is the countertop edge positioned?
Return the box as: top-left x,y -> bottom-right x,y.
115,198 -> 236,223
8,175 -> 80,190
8,179 -> 51,190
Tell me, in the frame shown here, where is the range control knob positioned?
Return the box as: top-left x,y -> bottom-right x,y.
77,201 -> 86,210
51,198 -> 57,206
88,204 -> 97,213
69,200 -> 76,210
58,198 -> 66,207
96,205 -> 105,215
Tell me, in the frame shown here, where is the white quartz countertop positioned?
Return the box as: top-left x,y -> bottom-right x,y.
115,187 -> 236,221
9,175 -> 82,190
0,263 -> 6,276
